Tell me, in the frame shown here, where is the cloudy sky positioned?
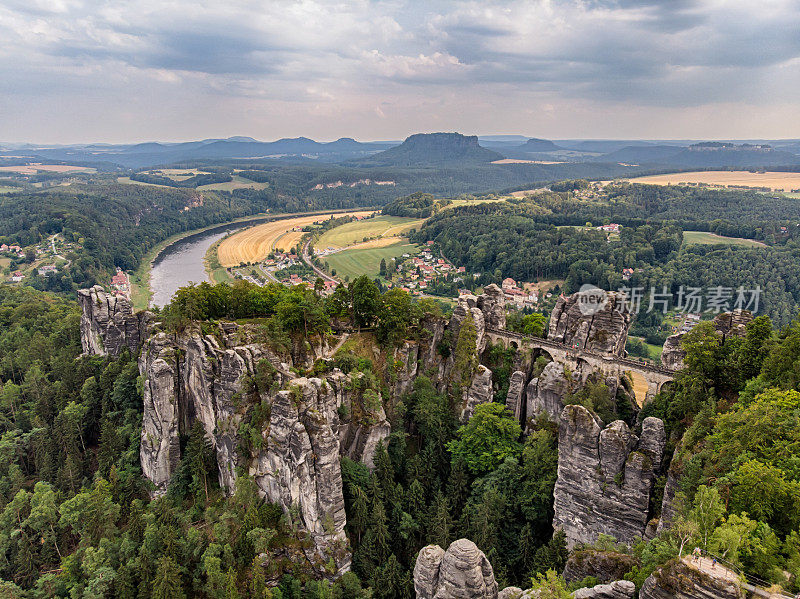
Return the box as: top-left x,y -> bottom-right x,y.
2,0 -> 800,143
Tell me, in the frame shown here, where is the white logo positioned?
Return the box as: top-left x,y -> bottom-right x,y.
577,284 -> 608,315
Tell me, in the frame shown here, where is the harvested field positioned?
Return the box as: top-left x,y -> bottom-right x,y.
316,215 -> 422,249
627,170 -> 800,192
218,211 -> 373,267
0,164 -> 95,174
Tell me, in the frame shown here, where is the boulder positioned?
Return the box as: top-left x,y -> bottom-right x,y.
413,539 -> 497,599
78,285 -> 150,357
553,405 -> 665,547
414,545 -> 446,599
548,291 -> 631,356
639,560 -> 742,599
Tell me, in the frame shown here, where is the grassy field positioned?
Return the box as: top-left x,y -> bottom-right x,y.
0,186 -> 20,194
447,196 -> 509,207
217,211 -> 374,267
317,215 -> 421,249
204,238 -> 234,284
628,170 -> 800,192
683,230 -> 765,247
117,176 -> 174,189
324,242 -> 419,280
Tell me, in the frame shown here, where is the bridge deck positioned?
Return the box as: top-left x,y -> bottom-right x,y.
484,327 -> 675,377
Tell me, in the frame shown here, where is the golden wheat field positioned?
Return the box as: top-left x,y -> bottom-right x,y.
627,170 -> 800,191
217,211 -> 374,267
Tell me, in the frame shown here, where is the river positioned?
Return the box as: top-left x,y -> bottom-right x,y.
148,210 -> 366,307
149,225 -> 241,308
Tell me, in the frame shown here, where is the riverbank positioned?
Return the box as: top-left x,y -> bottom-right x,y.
130,213 -> 269,310
204,236 -> 234,284
133,207 -> 379,310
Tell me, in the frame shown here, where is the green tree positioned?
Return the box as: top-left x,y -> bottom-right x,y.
152,556 -> 185,599
447,403 -> 522,475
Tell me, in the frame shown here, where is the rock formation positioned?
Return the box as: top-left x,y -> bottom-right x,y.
563,550 -> 639,585
572,581 -> 636,599
477,284 -> 506,330
553,405 -> 666,547
413,539 -> 497,599
639,560 -> 742,599
459,365 -> 494,423
137,321 -> 393,575
660,333 -> 686,370
78,285 -> 150,356
525,361 -> 577,425
548,291 -> 631,356
661,310 -> 753,369
505,370 -> 527,421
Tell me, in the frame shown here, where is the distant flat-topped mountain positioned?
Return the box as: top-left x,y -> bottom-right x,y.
349,132 -> 504,167
515,137 -> 563,152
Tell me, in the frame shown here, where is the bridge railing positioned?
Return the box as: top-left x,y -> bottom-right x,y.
484,327 -> 676,376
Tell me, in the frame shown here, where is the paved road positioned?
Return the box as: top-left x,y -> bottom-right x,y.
302,239 -> 338,284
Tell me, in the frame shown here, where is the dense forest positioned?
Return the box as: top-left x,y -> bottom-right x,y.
413,185 -> 800,325
0,279 -> 799,596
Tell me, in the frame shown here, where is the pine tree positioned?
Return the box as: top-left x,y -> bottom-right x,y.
427,491 -> 452,548
250,557 -> 271,599
369,501 -> 390,563
152,556 -> 185,599
350,487 -> 369,545
225,567 -> 241,599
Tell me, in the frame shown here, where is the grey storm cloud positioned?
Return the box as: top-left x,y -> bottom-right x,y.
2,0 -> 800,141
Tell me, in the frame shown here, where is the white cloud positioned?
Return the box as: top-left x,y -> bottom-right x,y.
1,0 -> 800,141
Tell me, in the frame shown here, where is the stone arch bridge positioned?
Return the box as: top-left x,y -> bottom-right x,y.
484,327 -> 675,405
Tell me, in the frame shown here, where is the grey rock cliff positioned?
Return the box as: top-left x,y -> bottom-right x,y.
639,560 -> 742,599
505,370 -> 527,421
553,405 -> 666,547
525,362 -> 577,425
413,539 -> 497,599
661,310 -> 754,369
460,365 -> 494,423
660,333 -> 686,370
138,322 -> 391,575
548,291 -> 631,356
478,284 -> 506,330
563,550 -> 639,584
78,285 -> 149,357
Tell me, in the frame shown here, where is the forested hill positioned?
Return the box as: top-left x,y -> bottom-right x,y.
413,184 -> 800,325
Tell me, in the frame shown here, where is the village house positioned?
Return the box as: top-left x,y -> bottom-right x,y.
38,264 -> 57,275
10,271 -> 25,282
597,223 -> 621,233
502,277 -> 516,290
